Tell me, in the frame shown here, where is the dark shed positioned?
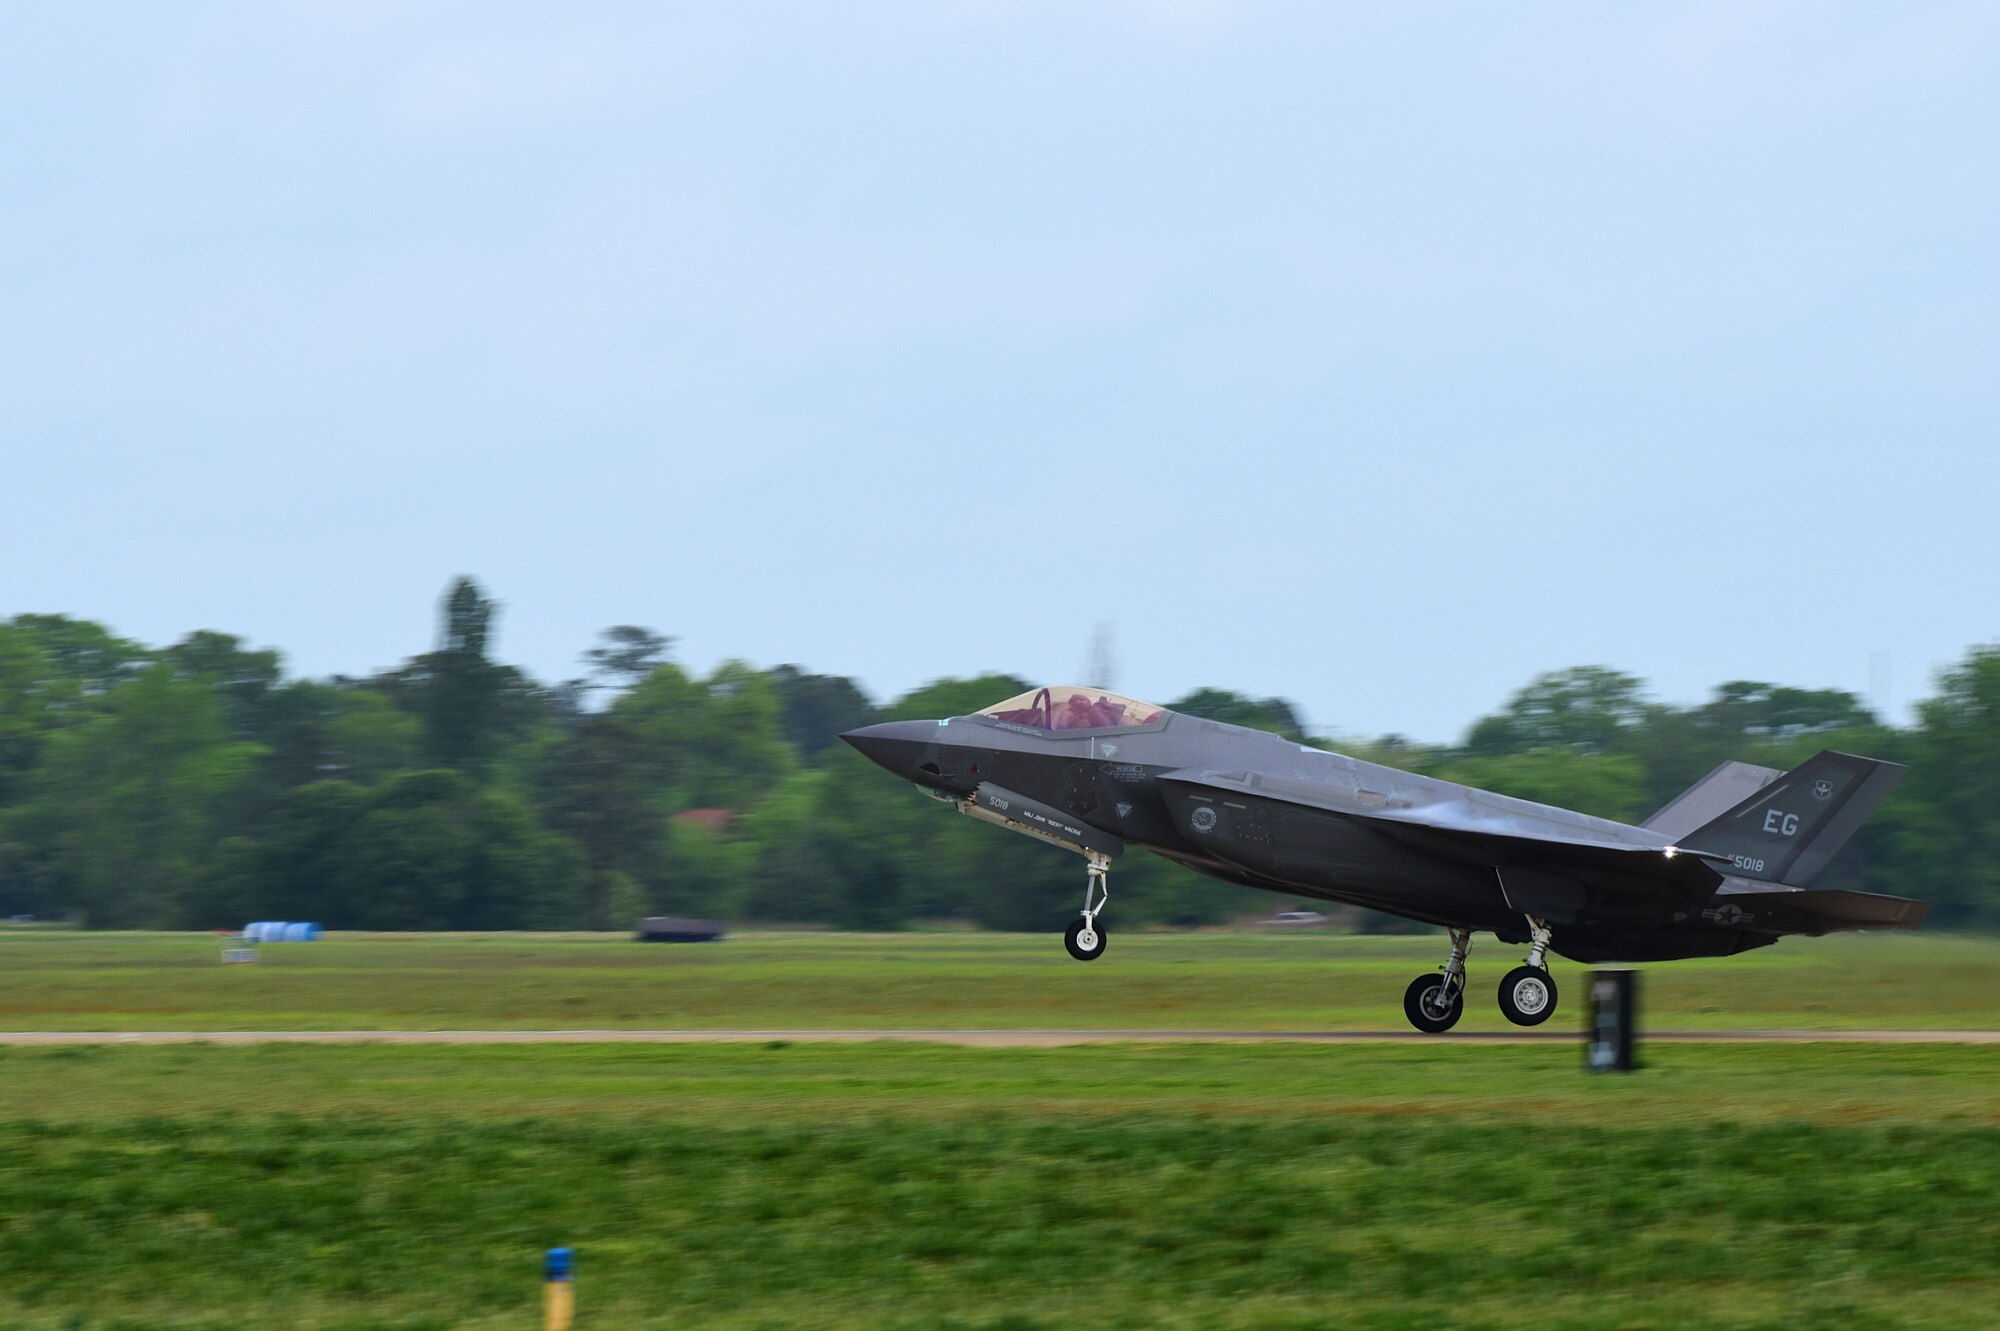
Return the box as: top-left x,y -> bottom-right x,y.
636,916 -> 727,943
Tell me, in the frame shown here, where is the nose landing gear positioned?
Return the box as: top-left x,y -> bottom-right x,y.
1063,852 -> 1112,960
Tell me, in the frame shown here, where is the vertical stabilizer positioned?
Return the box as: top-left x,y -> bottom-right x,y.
1677,751 -> 1905,885
1642,761 -> 1783,841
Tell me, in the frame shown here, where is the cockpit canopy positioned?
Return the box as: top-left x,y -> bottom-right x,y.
976,686 -> 1167,732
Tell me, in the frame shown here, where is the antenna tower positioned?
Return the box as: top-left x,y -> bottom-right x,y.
1086,622 -> 1116,691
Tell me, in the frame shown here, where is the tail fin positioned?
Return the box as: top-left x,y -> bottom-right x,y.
1677,750 -> 1906,885
1643,760 -> 1783,840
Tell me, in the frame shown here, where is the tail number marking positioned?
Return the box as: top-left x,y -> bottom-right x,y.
1731,854 -> 1767,873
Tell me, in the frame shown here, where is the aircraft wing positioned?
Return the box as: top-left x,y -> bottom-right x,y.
1155,768 -> 1724,922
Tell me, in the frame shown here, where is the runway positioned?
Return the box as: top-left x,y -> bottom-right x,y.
3,1028 -> 1996,1045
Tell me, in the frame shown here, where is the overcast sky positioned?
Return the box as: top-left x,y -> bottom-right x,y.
3,3 -> 1995,741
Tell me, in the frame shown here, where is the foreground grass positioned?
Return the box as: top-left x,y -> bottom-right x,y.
3,1044 -> 1997,1328
3,1041 -> 1998,1126
2,928 -> 1994,1328
2,1112 -> 1995,1330
2,930 -> 1995,1032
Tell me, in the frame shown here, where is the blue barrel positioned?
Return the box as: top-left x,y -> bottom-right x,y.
242,922 -> 321,942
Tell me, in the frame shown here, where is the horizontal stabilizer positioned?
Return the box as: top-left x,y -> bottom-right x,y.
1678,750 -> 1906,886
1703,885 -> 1928,935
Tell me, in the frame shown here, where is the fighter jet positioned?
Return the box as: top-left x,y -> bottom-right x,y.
842,685 -> 1924,1032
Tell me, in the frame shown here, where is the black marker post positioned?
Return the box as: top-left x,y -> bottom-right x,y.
1586,968 -> 1639,1072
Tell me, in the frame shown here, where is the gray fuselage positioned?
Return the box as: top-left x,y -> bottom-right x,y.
844,709 -> 1763,961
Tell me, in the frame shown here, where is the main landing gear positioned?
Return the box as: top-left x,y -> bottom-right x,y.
1402,928 -> 1471,1032
1496,916 -> 1558,1027
1063,852 -> 1112,961
1400,918 -> 1560,1032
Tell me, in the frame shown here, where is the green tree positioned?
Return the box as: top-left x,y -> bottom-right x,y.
260,682 -> 422,790
1695,681 -> 1876,738
769,666 -> 876,762
1464,666 -> 1646,756
1111,850 -> 1248,927
163,631 -> 282,740
5,614 -> 149,697
0,626 -> 59,807
341,771 -> 480,929
1169,687 -> 1307,741
414,577 -> 507,772
341,770 -> 585,929
807,760 -> 914,930
252,779 -> 369,924
536,709 -> 663,926
25,663 -> 264,926
600,870 -> 648,931
885,675 -> 1029,722
1435,750 -> 1647,823
1890,647 -> 2000,926
653,818 -> 758,922
735,769 -> 840,921
1625,682 -> 1885,814
583,626 -> 674,691
615,662 -> 793,812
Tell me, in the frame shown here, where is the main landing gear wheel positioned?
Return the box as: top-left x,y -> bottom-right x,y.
1064,917 -> 1107,961
1403,973 -> 1463,1033
1403,927 -> 1473,1033
1497,965 -> 1557,1026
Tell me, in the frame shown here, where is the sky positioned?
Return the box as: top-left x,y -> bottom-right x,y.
2,2 -> 1995,742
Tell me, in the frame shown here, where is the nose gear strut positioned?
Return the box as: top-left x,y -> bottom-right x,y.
1064,852 -> 1111,960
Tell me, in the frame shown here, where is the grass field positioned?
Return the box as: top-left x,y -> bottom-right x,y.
3,929 -> 1996,1032
1,931 -> 1995,1329
1,1042 -> 1996,1330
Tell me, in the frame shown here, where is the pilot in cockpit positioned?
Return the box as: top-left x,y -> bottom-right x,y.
984,687 -> 1161,731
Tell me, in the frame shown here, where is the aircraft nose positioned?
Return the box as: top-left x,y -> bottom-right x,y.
839,719 -> 938,782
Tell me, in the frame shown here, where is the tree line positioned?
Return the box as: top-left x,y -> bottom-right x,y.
1,578 -> 1994,931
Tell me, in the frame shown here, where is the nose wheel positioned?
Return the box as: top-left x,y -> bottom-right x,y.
1062,853 -> 1112,961
1064,917 -> 1107,960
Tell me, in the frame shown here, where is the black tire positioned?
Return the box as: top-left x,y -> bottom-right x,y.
1497,965 -> 1557,1026
1064,917 -> 1107,961
1402,973 -> 1464,1033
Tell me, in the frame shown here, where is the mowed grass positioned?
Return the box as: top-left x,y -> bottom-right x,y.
3,1040 -> 1999,1127
2,933 -> 1996,1329
1,1042 -> 1997,1330
2,929 -> 1996,1032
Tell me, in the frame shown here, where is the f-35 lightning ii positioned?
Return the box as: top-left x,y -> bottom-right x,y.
842,685 -> 1924,1032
